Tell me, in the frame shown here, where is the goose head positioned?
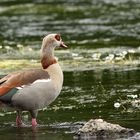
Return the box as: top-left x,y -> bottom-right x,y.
41,34 -> 67,69
41,34 -> 67,51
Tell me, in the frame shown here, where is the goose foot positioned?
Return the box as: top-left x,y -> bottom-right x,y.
32,118 -> 37,127
16,116 -> 23,127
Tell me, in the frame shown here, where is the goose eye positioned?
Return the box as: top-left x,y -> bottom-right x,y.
55,34 -> 61,41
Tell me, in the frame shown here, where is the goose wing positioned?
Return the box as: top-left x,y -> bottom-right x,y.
0,69 -> 50,96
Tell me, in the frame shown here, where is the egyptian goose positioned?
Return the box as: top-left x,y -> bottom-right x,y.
0,34 -> 67,127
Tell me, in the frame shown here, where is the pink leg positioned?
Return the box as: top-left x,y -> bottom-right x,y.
16,116 -> 22,126
32,118 -> 37,127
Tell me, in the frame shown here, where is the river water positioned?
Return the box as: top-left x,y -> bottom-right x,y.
0,0 -> 140,140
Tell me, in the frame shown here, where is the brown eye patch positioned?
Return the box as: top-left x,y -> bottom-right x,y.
55,34 -> 61,41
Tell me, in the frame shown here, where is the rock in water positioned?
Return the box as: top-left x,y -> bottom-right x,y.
74,119 -> 136,139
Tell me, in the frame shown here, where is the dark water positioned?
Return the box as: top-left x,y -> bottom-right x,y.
0,68 -> 140,139
0,0 -> 140,50
0,0 -> 140,140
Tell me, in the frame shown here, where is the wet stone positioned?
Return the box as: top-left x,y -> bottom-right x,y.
74,119 -> 136,139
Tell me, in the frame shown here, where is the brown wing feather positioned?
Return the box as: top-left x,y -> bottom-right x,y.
0,75 -> 11,85
0,69 -> 50,96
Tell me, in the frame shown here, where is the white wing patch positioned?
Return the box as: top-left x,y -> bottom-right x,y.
33,79 -> 51,84
15,79 -> 51,89
16,87 -> 23,90
16,85 -> 25,89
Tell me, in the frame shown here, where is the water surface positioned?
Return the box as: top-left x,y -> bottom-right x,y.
0,68 -> 140,139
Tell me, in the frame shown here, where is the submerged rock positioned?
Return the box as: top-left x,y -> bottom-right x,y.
74,119 -> 136,140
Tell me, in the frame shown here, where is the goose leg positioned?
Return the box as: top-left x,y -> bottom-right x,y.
16,110 -> 23,127
30,110 -> 38,127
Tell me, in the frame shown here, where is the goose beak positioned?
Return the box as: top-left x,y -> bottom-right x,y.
60,41 -> 68,48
